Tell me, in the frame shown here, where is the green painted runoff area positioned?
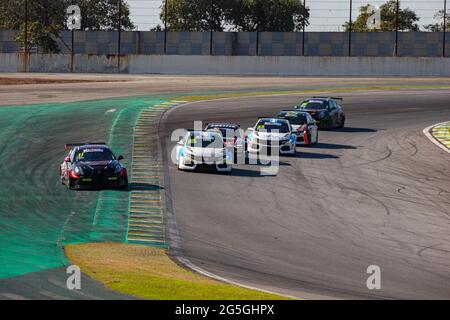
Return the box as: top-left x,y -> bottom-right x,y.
0,97 -> 167,279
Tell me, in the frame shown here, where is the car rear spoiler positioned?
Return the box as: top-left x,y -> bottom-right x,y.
65,142 -> 107,150
312,96 -> 343,101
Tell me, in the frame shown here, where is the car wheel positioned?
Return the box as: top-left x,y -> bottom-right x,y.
327,120 -> 333,130
121,176 -> 129,190
312,132 -> 319,145
306,133 -> 312,146
60,169 -> 65,185
233,149 -> 239,165
289,146 -> 297,157
321,119 -> 332,130
338,115 -> 345,128
67,177 -> 74,190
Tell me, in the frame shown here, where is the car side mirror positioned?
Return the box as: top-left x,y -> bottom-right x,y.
177,140 -> 184,146
118,155 -> 124,161
65,156 -> 71,163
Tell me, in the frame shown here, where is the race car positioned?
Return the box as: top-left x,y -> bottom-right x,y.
60,143 -> 128,190
246,118 -> 297,156
295,97 -> 346,130
205,123 -> 246,163
176,131 -> 233,172
276,110 -> 319,145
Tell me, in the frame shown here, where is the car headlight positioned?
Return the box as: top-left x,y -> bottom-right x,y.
290,135 -> 296,143
181,147 -> 193,158
115,165 -> 123,174
74,166 -> 84,176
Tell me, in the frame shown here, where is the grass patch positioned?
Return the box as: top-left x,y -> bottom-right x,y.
65,243 -> 291,300
174,85 -> 450,102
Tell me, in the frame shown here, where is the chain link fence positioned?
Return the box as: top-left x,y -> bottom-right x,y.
0,0 -> 448,59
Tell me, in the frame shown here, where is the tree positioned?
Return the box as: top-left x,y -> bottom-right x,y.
231,0 -> 309,32
71,0 -> 134,31
160,0 -> 309,32
15,21 -> 62,53
0,0 -> 67,52
160,0 -> 229,31
343,0 -> 420,32
424,10 -> 450,32
0,0 -> 134,53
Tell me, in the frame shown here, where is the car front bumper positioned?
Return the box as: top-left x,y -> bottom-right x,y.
70,174 -> 128,189
296,132 -> 311,145
179,156 -> 232,172
247,140 -> 296,155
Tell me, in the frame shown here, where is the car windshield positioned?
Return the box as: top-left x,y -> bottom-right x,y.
186,133 -> 223,148
300,101 -> 327,110
75,148 -> 115,162
277,112 -> 308,125
255,121 -> 290,133
209,128 -> 240,141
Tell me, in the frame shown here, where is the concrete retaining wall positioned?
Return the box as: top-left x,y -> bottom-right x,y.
2,30 -> 449,57
1,53 -> 450,76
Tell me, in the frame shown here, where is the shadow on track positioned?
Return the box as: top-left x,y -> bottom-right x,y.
231,168 -> 278,177
335,127 -> 377,133
307,142 -> 357,150
295,152 -> 339,159
129,183 -> 163,191
244,159 -> 292,167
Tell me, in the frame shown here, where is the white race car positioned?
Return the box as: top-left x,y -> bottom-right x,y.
276,110 -> 318,145
176,131 -> 233,172
246,118 -> 297,156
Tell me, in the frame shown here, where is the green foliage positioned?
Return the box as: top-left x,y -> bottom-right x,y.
160,0 -> 309,32
160,0 -> 228,31
343,0 -> 419,32
0,0 -> 134,53
0,0 -> 67,53
15,21 -> 62,53
424,10 -> 450,32
232,0 -> 310,31
71,0 -> 134,31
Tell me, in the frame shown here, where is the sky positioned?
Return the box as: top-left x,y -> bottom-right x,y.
126,0 -> 446,31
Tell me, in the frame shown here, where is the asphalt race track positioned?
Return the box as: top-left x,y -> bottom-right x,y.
161,90 -> 450,299
0,77 -> 449,300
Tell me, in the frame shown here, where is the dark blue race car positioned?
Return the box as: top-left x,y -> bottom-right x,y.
296,97 -> 346,130
60,143 -> 128,190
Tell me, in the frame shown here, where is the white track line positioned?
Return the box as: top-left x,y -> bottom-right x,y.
176,256 -> 302,300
